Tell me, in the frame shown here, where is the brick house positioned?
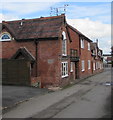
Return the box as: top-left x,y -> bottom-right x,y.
91,41 -> 103,74
0,14 -> 103,88
66,24 -> 93,79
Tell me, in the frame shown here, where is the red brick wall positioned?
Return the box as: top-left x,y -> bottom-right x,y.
1,29 -> 36,59
79,39 -> 93,78
1,27 -> 103,88
1,29 -> 61,87
38,39 -> 60,88
68,27 -> 80,52
58,27 -> 71,87
66,26 -> 80,81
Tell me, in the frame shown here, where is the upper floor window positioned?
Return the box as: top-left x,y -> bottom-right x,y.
81,39 -> 84,48
0,33 -> 11,41
88,42 -> 90,51
62,31 -> 67,56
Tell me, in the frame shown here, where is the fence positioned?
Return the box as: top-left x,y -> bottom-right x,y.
2,59 -> 31,86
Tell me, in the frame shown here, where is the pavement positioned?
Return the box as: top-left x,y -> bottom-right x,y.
2,85 -> 49,111
2,68 -> 112,118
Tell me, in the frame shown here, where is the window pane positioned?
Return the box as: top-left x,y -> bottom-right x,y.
2,34 -> 10,39
62,31 -> 67,56
62,31 -> 66,40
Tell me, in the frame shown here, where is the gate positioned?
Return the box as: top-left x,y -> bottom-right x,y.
2,59 -> 31,86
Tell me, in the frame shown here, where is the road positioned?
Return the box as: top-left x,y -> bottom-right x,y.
3,68 -> 112,119
33,68 -> 111,118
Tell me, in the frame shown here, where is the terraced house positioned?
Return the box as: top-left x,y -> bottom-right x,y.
0,14 -> 103,88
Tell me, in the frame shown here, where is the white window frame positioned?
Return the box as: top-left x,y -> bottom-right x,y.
62,31 -> 67,56
81,60 -> 85,72
0,33 -> 11,41
88,60 -> 91,70
81,39 -> 84,49
70,62 -> 73,72
88,42 -> 90,51
62,61 -> 68,78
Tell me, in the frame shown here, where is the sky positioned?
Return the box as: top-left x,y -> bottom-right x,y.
0,0 -> 112,54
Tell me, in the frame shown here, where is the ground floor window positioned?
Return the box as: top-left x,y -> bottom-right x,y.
88,60 -> 91,70
96,62 -> 98,69
96,62 -> 100,69
93,62 -> 95,70
62,62 -> 68,78
81,60 -> 85,72
100,63 -> 103,69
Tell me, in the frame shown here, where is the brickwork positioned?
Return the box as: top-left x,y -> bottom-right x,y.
79,40 -> 92,78
1,15 -> 103,88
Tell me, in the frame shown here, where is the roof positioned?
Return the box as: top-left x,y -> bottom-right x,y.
2,14 -> 92,42
11,47 -> 35,62
66,24 -> 92,42
2,14 -> 65,40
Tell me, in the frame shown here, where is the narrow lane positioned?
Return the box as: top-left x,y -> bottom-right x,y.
53,68 -> 111,118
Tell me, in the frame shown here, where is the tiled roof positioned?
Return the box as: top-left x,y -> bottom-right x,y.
11,47 -> 35,62
2,14 -> 65,40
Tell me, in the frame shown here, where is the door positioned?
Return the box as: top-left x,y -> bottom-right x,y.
75,62 -> 79,79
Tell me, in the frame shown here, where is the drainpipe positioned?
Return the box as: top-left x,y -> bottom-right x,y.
34,39 -> 39,77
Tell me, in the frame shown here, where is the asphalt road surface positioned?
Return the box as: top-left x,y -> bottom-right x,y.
53,68 -> 111,118
33,68 -> 111,118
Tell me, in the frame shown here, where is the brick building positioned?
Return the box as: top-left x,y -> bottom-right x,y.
0,14 -> 103,88
91,41 -> 103,74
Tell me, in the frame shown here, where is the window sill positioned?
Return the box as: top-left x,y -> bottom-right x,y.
62,75 -> 69,78
0,40 -> 11,42
62,54 -> 67,56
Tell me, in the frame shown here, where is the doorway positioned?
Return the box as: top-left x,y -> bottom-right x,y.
75,62 -> 79,79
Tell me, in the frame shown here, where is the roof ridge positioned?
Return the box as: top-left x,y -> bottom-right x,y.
2,14 -> 65,23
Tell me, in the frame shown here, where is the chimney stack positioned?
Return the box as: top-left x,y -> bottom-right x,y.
96,39 -> 98,46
